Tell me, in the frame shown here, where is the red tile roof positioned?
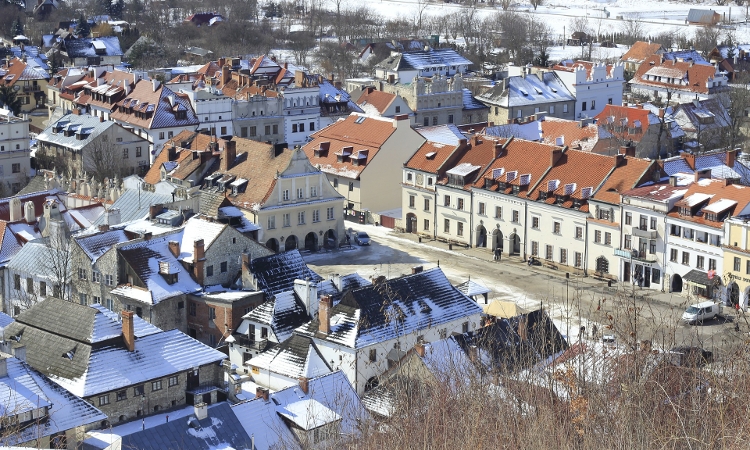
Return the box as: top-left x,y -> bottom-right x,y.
303,115 -> 398,179
594,104 -> 653,144
633,55 -> 720,94
405,140 -> 461,174
438,136 -> 502,190
667,179 -> 750,228
593,157 -> 655,204
621,41 -> 663,64
356,88 -> 396,115
540,118 -> 600,151
474,138 -> 559,197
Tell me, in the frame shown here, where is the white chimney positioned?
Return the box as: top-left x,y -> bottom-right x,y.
9,198 -> 21,222
152,79 -> 160,92
194,402 -> 208,421
23,201 -> 35,223
0,357 -> 7,377
106,207 -> 121,226
293,279 -> 318,318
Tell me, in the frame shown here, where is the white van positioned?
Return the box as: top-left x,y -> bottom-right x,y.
682,301 -> 721,324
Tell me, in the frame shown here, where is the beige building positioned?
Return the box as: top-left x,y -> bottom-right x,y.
303,113 -> 425,221
724,218 -> 750,309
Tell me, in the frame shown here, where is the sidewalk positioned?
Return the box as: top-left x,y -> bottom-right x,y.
391,230 -> 697,310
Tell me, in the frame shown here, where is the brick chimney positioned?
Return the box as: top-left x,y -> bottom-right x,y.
149,203 -> 164,219
168,240 -> 180,257
411,265 -> 423,274
727,149 -> 737,168
193,239 -> 205,285
494,142 -> 503,159
619,144 -> 636,157
415,343 -> 425,357
299,377 -> 309,394
681,152 -> 696,170
122,310 -> 135,352
255,387 -> 269,401
318,295 -> 333,335
221,64 -> 230,87
223,140 -> 237,172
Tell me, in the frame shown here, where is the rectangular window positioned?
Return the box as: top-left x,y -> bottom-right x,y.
98,395 -> 110,406
327,207 -> 334,220
625,212 -> 632,225
553,222 -> 561,234
444,219 -> 450,233
709,258 -> 717,270
78,268 -> 87,280
220,261 -> 227,273
409,195 -> 415,208
693,254 -> 700,268
299,123 -> 305,132
312,209 -> 320,222
448,114 -> 454,123
152,380 -> 162,392
169,375 -> 178,387
575,227 -> 583,239
457,222 -> 464,236
209,307 -> 216,320
479,202 -> 486,215
581,101 -> 587,111
116,390 -> 127,401
649,240 -> 656,254
545,245 -> 553,260
123,148 -> 129,158
563,104 -> 568,113
512,210 -> 519,223
11,163 -> 20,173
670,249 -> 678,262
495,207 -> 502,219
268,216 -> 276,229
735,257 -> 742,272
282,190 -> 289,201
650,217 -> 657,230
39,281 -> 46,297
265,125 -> 271,135
424,198 -> 430,211
298,211 -> 305,224
594,230 -> 601,243
575,252 -> 582,268
105,298 -> 114,310
444,195 -> 451,207
92,271 -> 101,283
134,385 -> 144,396
591,100 -> 596,109
297,188 -> 304,199
310,186 -> 317,197
457,198 -> 464,210
604,232 -> 611,245
12,275 -> 18,291
283,213 -> 291,227
348,182 -> 354,192
369,349 -> 376,362
206,265 -> 214,277
624,234 -> 632,249
189,302 -> 196,317
560,248 -> 568,265
424,219 -> 429,230
79,293 -> 87,306
292,124 -> 298,133
273,125 -> 278,134
310,122 -> 315,131
746,260 -> 750,275
93,296 -> 100,304
532,241 -> 539,256
249,126 -> 256,137
532,217 -> 539,229
550,105 -> 555,114
639,215 -> 647,230
136,147 -> 142,157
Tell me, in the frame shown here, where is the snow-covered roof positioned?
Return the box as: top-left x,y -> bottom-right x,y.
683,192 -> 713,207
231,397 -> 300,450
478,72 -> 575,107
399,49 -> 472,70
297,268 -> 483,349
455,279 -> 490,297
447,162 -> 481,177
238,291 -> 309,342
247,334 -> 331,380
415,123 -> 466,145
248,250 -> 322,296
91,189 -> 174,226
703,198 -> 737,214
74,229 -> 130,263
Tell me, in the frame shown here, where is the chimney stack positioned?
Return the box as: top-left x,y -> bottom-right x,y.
9,198 -> 21,222
223,140 -> 237,172
318,295 -> 333,335
168,240 -> 180,257
619,144 -> 636,157
122,310 -> 135,352
411,265 -> 423,274
255,387 -> 269,401
299,377 -> 309,394
727,149 -> 738,168
193,239 -> 205,285
221,64 -> 230,87
681,152 -> 696,170
494,142 -> 502,159
149,203 -> 164,219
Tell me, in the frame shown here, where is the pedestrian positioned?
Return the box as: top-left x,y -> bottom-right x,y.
346,234 -> 351,247
494,248 -> 501,261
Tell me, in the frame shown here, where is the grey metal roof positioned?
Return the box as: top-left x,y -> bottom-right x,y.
687,8 -> 718,23
36,113 -> 116,151
92,188 -> 174,226
478,72 -> 575,108
7,238 -> 68,283
462,88 -> 487,111
400,49 -> 472,70
121,403 -> 252,450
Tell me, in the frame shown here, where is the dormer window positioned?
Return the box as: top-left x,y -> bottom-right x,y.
679,206 -> 691,217
484,178 -> 493,189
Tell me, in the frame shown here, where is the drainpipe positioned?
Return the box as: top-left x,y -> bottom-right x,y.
583,220 -> 589,277
433,188 -> 437,240
523,201 -> 529,260
469,190 -> 473,248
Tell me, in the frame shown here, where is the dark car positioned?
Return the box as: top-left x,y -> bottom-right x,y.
354,231 -> 370,246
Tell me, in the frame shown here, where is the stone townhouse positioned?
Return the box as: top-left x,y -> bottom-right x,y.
665,179 -> 750,302
619,180 -> 689,293
629,54 -> 728,103
723,217 -> 750,309
303,113 -> 425,222
356,87 -> 415,124
593,103 -> 680,159
3,298 -> 225,425
477,71 -> 575,125
0,57 -> 49,112
552,60 -> 625,119
620,41 -> 664,74
0,109 -> 31,195
402,125 -> 468,237
187,286 -> 264,348
434,135 -> 499,247
295,267 -> 483,395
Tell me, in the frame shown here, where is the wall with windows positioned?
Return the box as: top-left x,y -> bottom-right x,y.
526,202 -> 587,273
665,217 -> 724,299
471,189 -> 528,256
435,184 -> 473,246
282,86 -> 321,146
402,169 -> 437,236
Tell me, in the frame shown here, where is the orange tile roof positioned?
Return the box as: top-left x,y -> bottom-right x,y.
474,138 -> 559,198
143,130 -> 226,184
356,88 -> 396,115
593,157 -> 655,204
303,115 -> 398,179
222,139 -> 294,207
621,41 -> 663,64
667,179 -> 750,228
405,140 -> 460,174
439,136 -> 503,190
552,60 -> 615,78
540,118 -> 599,151
594,104 -> 653,144
633,55 -> 719,94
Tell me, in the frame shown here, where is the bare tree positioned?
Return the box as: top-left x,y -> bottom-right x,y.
41,229 -> 73,303
83,135 -> 126,183
620,15 -> 644,46
529,0 -> 543,11
693,26 -> 723,56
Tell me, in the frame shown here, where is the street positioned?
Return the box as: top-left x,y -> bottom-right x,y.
304,224 -> 745,356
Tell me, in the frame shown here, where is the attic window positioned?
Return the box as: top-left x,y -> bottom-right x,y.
354,116 -> 366,124
679,206 -> 691,217
484,178 -> 494,189
63,346 -> 76,360
581,187 -> 593,199
492,168 -> 505,179
425,152 -> 436,159
519,89 -> 528,96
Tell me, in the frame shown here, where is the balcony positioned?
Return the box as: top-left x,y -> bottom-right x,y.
233,335 -> 269,351
23,85 -> 40,93
632,227 -> 657,239
614,248 -> 657,263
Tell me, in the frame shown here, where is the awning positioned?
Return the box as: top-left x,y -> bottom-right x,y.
683,269 -> 718,286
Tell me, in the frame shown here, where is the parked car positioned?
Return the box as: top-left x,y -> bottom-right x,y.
354,231 -> 370,246
681,301 -> 721,324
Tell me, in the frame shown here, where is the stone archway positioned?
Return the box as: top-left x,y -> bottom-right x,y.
508,233 -> 520,255
728,282 -> 740,307
743,287 -> 750,310
671,274 -> 683,293
406,213 -> 417,233
265,238 -> 279,253
324,229 -> 337,248
476,224 -> 487,248
304,232 -> 318,251
492,228 -> 503,253
284,235 -> 298,251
